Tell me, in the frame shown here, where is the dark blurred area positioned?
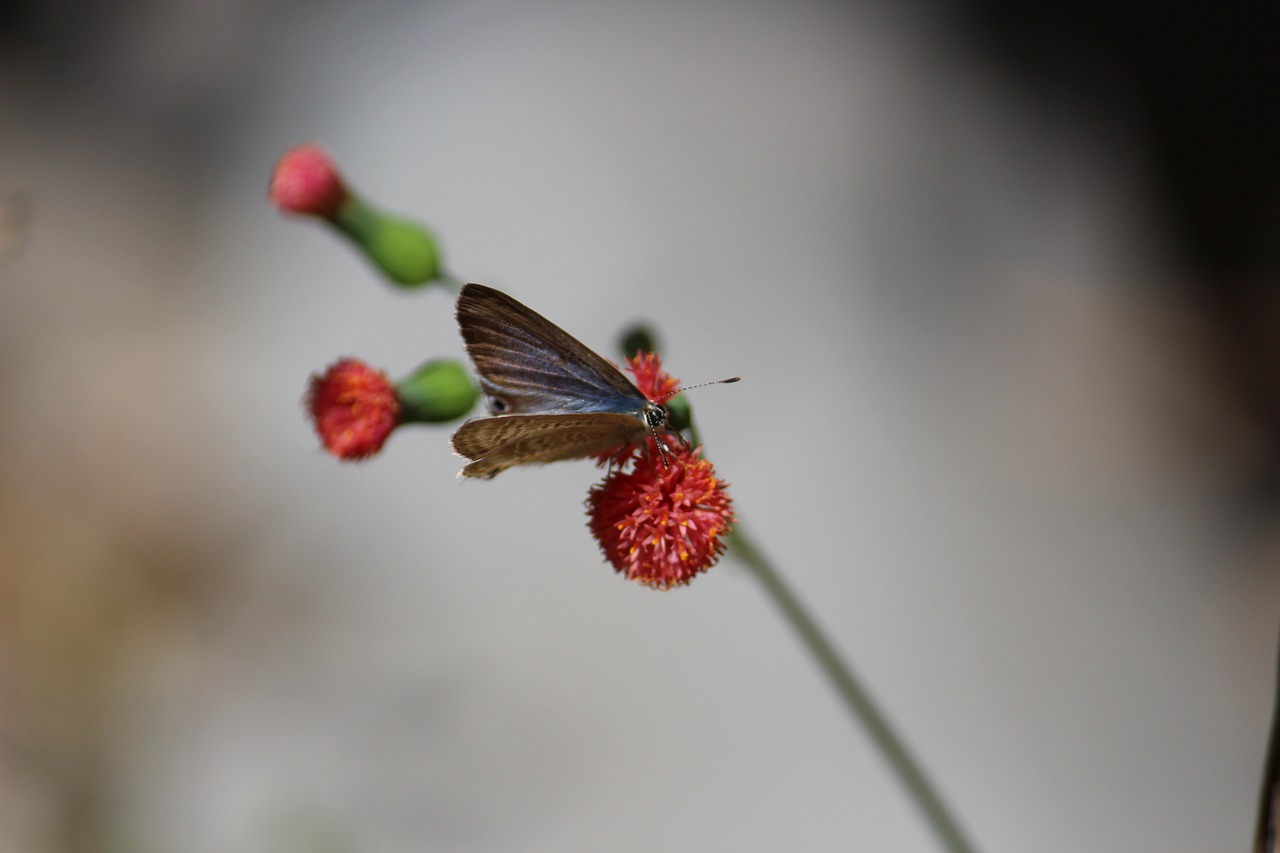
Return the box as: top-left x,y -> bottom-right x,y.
0,0 -> 304,209
950,0 -> 1280,506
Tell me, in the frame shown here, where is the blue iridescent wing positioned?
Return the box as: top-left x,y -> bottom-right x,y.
456,283 -> 647,416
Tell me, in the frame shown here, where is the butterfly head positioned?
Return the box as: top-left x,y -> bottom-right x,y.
641,401 -> 668,431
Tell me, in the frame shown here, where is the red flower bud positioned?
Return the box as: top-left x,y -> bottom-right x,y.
270,144 -> 350,219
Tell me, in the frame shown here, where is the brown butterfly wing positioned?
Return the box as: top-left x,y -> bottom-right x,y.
456,283 -> 645,416
451,413 -> 644,479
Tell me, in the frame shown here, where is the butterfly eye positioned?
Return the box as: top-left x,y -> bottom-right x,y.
643,404 -> 667,429
488,397 -> 508,414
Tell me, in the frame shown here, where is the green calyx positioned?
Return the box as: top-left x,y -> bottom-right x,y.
396,359 -> 479,423
332,198 -> 443,288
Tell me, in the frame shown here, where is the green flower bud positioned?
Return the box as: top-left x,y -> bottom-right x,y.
332,198 -> 443,288
396,359 -> 479,423
664,393 -> 693,433
619,324 -> 660,359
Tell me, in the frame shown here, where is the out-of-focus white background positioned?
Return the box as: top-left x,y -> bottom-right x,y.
2,1 -> 1277,851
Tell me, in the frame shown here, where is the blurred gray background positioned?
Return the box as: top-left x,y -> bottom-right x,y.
1,1 -> 1277,851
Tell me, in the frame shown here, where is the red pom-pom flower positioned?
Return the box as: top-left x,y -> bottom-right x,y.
587,440 -> 734,589
307,358 -> 401,459
585,352 -> 734,589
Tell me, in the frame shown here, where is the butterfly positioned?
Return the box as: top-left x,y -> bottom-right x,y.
452,283 -> 735,479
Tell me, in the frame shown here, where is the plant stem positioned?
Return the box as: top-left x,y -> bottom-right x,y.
1254,624 -> 1280,853
727,523 -> 979,853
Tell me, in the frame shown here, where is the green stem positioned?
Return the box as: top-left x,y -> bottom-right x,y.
727,523 -> 979,853
434,272 -> 465,294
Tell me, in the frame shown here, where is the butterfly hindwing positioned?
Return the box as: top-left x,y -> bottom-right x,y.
451,413 -> 644,479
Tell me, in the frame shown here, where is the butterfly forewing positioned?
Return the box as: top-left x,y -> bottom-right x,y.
456,283 -> 646,416
452,413 -> 644,478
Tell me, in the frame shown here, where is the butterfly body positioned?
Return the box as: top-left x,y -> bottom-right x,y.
452,284 -> 667,478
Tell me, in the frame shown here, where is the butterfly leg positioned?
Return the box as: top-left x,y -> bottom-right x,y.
654,438 -> 672,469
605,443 -> 633,471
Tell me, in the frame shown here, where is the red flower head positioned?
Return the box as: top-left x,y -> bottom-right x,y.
587,440 -> 735,589
307,358 -> 401,459
627,350 -> 680,402
270,144 -> 350,219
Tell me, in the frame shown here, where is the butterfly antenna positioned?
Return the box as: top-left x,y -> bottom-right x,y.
645,377 -> 739,468
655,376 -> 741,404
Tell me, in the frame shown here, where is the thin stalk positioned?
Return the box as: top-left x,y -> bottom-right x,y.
1254,624 -> 1280,853
727,523 -> 979,853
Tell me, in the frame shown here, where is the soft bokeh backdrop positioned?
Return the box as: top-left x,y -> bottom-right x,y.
2,1 -> 1277,851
